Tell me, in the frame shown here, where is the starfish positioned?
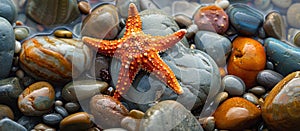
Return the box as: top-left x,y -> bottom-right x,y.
82,3 -> 186,100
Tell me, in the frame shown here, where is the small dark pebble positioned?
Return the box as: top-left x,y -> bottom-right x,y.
64,102 -> 80,114
43,113 -> 63,126
55,106 -> 69,118
257,70 -> 284,89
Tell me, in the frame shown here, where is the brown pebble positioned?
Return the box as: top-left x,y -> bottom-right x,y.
128,110 -> 144,119
213,97 -> 261,130
54,30 -> 73,38
78,1 -> 91,14
0,104 -> 14,120
34,123 -> 56,131
60,112 -> 93,131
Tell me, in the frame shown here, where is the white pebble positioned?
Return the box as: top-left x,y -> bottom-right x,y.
15,40 -> 21,54
55,100 -> 63,106
16,70 -> 25,79
215,0 -> 230,9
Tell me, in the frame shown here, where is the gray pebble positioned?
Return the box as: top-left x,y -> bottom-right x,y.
0,118 -> 26,131
17,116 -> 42,130
65,102 -> 80,114
257,70 -> 283,89
266,61 -> 274,70
43,113 -> 63,126
0,17 -> 15,79
0,77 -> 23,107
248,86 -> 266,96
14,27 -> 29,41
222,75 -> 246,96
55,106 -> 69,118
0,0 -> 17,23
243,93 -> 259,105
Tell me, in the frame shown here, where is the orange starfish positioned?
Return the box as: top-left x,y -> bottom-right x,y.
82,3 -> 186,100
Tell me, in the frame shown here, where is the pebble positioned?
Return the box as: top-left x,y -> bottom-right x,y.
128,110 -> 144,119
33,123 -> 55,131
17,116 -> 42,130
248,86 -> 266,96
215,0 -> 230,9
53,30 -> 73,38
18,82 -> 55,116
263,11 -> 286,40
43,113 -> 63,126
266,61 -> 274,70
213,97 -> 261,130
0,0 -> 17,23
55,100 -> 63,106
104,128 -> 127,131
16,70 -> 24,79
262,71 -> 300,130
243,92 -> 259,105
0,77 -> 23,108
14,41 -> 21,54
140,100 -> 202,130
0,17 -> 15,79
60,112 -> 93,131
193,5 -> 229,34
287,3 -> 300,28
264,38 -> 300,76
272,0 -> 292,9
227,37 -> 266,88
0,118 -> 27,131
78,1 -> 91,14
288,28 -> 300,46
172,1 -> 200,19
174,15 -> 193,28
215,92 -> 229,104
54,106 -> 68,118
199,116 -> 215,131
257,70 -> 284,89
0,104 -> 14,120
222,75 -> 246,96
81,4 -> 120,39
64,102 -> 80,114
226,3 -> 264,36
62,80 -> 109,101
90,95 -> 129,129
121,116 -> 141,131
194,31 -> 232,67
14,27 -> 29,41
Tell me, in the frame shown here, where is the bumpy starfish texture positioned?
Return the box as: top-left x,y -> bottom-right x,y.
82,3 -> 186,100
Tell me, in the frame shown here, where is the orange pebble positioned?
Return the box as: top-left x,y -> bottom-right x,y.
227,37 -> 266,88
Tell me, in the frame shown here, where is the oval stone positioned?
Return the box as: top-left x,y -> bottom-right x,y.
264,38 -> 300,76
243,92 -> 259,105
226,3 -> 264,36
54,106 -> 68,118
18,82 -> 55,116
263,11 -> 286,40
248,86 -> 266,96
43,113 -> 63,126
213,97 -> 261,130
14,27 -> 30,41
222,75 -> 246,96
0,104 -> 14,120
64,102 -> 80,114
257,70 -> 283,89
262,71 -> 300,131
60,112 -> 93,131
0,17 -> 15,79
227,37 -> 266,88
272,0 -> 291,9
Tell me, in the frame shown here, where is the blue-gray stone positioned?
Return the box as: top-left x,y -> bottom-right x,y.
257,70 -> 283,89
0,17 -> 15,79
17,116 -> 42,130
264,38 -> 300,76
0,0 -> 17,23
42,113 -> 63,126
54,106 -> 68,117
0,118 -> 27,131
222,75 -> 245,96
194,31 -> 232,67
0,77 -> 23,107
226,3 -> 264,36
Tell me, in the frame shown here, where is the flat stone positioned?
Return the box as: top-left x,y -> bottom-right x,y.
222,75 -> 246,96
0,118 -> 26,131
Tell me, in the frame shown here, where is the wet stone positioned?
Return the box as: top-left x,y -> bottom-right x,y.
128,109 -> 144,119
263,11 -> 286,40
0,118 -> 26,131
18,82 -> 55,116
215,0 -> 230,9
0,17 -> 15,79
257,70 -> 283,89
53,29 -> 73,38
54,106 -> 68,118
0,0 -> 17,23
43,113 -> 63,126
0,77 -> 23,108
194,31 -> 231,67
17,116 -> 42,130
222,75 -> 246,96
14,27 -> 29,41
33,123 -> 55,131
226,3 -> 264,36
287,3 -> 300,28
78,1 -> 91,14
0,104 -> 14,120
60,112 -> 93,131
248,86 -> 266,96
243,92 -> 259,105
64,102 -> 80,114
288,28 -> 300,47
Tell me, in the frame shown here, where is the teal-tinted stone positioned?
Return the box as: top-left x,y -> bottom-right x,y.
226,3 -> 264,36
0,17 -> 15,79
0,118 -> 27,131
264,38 -> 300,76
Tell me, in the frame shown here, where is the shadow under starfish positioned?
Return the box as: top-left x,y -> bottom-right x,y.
82,3 -> 186,100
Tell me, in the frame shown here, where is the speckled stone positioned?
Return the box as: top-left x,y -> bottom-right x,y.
222,75 -> 246,96
257,70 -> 283,89
55,106 -> 68,118
0,0 -> 17,23
0,118 -> 26,131
0,17 -> 15,79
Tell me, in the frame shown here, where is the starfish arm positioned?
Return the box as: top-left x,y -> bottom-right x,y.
82,36 -> 121,57
113,57 -> 140,100
124,3 -> 142,37
142,53 -> 184,95
150,29 -> 187,52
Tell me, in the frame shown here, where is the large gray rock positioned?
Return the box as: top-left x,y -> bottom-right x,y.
0,17 -> 15,79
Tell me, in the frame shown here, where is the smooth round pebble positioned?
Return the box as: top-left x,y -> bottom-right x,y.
0,104 -> 14,120
55,106 -> 68,118
215,0 -> 230,9
199,116 -> 215,131
55,100 -> 63,106
60,112 -> 93,131
17,116 -> 42,130
78,1 -> 91,14
16,70 -> 24,79
14,41 -> 21,54
266,61 -> 274,70
215,92 -> 229,104
18,81 -> 55,116
128,110 -> 144,119
121,116 -> 140,131
14,27 -> 29,41
243,93 -> 259,105
33,123 -> 55,131
53,30 -> 73,38
43,113 -> 63,126
64,102 -> 80,114
248,86 -> 266,96
222,75 -> 246,96
257,70 -> 283,89
287,3 -> 300,28
288,28 -> 300,47
272,0 -> 291,9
